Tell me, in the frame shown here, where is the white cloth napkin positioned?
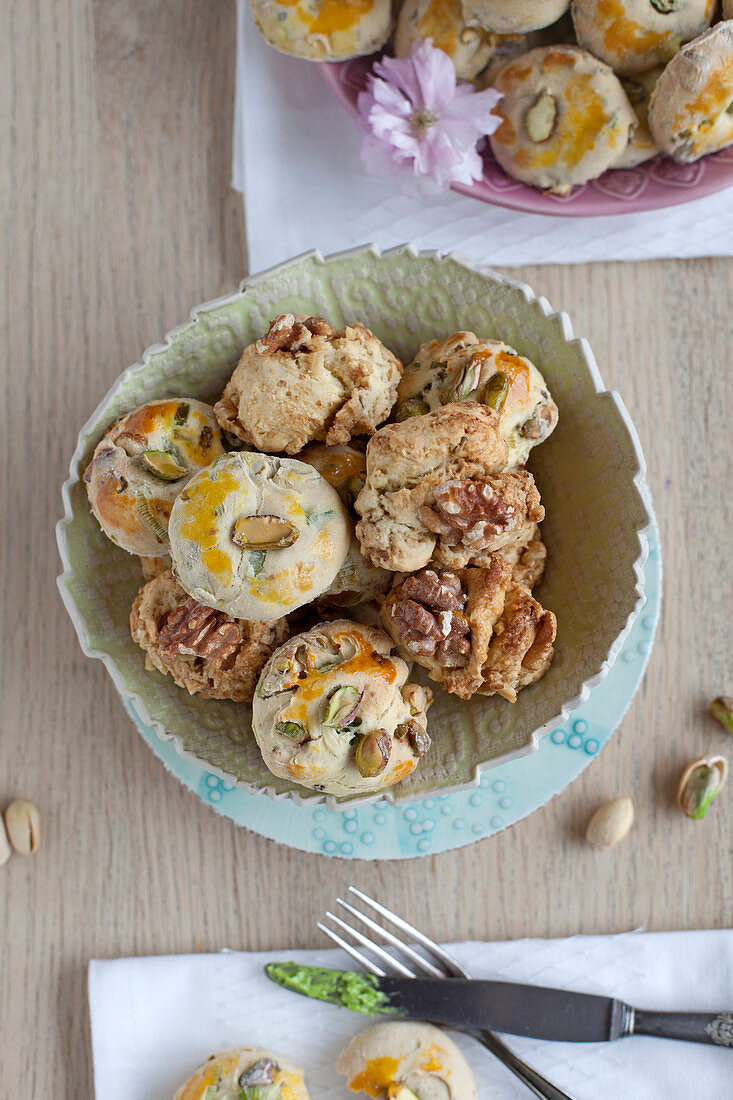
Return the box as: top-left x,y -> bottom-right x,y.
89,931 -> 733,1099
233,0 -> 733,273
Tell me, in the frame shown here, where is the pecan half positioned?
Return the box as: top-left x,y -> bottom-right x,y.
387,569 -> 471,669
255,313 -> 331,355
158,598 -> 241,667
424,479 -> 516,550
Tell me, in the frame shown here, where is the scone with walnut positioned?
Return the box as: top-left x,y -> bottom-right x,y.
130,570 -> 289,703
215,314 -> 402,454
355,403 -> 544,574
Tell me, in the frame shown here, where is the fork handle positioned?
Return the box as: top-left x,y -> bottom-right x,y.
472,1029 -> 579,1100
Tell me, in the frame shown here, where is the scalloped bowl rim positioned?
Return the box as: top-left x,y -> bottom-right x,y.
57,243 -> 652,811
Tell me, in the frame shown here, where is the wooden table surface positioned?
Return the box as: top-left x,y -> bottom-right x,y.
2,0 -> 732,1094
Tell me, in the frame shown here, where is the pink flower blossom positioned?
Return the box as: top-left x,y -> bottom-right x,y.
357,39 -> 503,195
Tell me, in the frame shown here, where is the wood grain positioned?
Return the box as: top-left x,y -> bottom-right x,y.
1,1 -> 731,1095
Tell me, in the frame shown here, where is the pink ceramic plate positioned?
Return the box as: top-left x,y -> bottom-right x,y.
320,56 -> 733,216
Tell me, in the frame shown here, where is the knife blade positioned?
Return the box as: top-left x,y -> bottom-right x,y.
264,963 -> 733,1047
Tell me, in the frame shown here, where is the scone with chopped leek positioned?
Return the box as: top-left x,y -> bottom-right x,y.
336,1020 -> 477,1100
462,0 -> 570,34
381,559 -> 556,701
83,399 -> 226,556
571,0 -> 715,76
488,45 -> 636,194
395,331 -> 558,467
649,22 -> 733,163
395,0 -> 510,81
168,452 -> 351,622
174,1047 -> 310,1100
355,403 -> 544,574
214,314 -> 402,454
130,570 -> 289,702
249,0 -> 393,61
252,620 -> 432,796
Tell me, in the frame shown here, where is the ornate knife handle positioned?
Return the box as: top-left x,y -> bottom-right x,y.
630,1009 -> 733,1047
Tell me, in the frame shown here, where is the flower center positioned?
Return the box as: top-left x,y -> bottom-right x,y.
410,108 -> 439,135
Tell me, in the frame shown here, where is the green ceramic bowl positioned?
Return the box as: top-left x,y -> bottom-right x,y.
57,245 -> 651,807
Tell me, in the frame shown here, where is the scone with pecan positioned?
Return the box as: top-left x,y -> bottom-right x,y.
84,399 -> 226,556
215,314 -> 402,454
249,0 -> 392,61
395,0 -> 506,81
253,620 -> 432,797
395,331 -> 558,467
381,559 -> 556,700
571,0 -> 715,76
131,570 -> 288,702
355,403 -> 544,573
337,1021 -> 477,1099
489,46 -> 636,194
462,0 -> 570,34
174,1047 -> 310,1100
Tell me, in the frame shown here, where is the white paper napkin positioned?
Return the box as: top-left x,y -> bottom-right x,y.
233,0 -> 733,273
89,931 -> 733,1099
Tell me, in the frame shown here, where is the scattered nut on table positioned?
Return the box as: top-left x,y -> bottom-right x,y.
0,815 -> 11,866
710,697 -> 733,734
677,755 -> 728,821
585,797 -> 634,850
4,799 -> 42,855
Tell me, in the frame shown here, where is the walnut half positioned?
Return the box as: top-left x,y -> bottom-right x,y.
254,313 -> 332,355
157,598 -> 241,667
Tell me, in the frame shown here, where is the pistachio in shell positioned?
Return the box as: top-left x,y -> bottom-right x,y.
141,450 -> 187,481
232,514 -> 299,550
396,397 -> 429,421
484,371 -> 510,413
710,697 -> 733,734
355,729 -> 391,778
585,797 -> 634,850
525,91 -> 557,143
677,755 -> 728,820
323,685 -> 362,728
4,798 -> 42,855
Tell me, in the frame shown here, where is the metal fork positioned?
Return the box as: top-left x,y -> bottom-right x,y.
318,887 -> 577,1100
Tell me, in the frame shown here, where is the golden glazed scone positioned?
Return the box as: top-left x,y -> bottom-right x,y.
354,403 -> 544,573
83,399 -> 226,556
648,22 -> 733,162
173,1046 -> 310,1100
489,46 -> 636,194
253,620 -> 432,796
215,314 -> 402,454
295,441 -> 367,508
395,0 -> 503,81
615,66 -> 664,167
462,0 -> 570,34
168,452 -> 351,621
395,331 -> 558,467
130,570 -> 289,702
336,1020 -> 477,1099
571,0 -> 715,76
381,559 -> 556,700
249,0 -> 392,60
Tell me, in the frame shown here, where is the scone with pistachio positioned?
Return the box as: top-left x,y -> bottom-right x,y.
84,399 -> 226,556
571,0 -> 715,76
615,66 -> 664,167
336,1020 -> 477,1099
355,403 -> 544,574
130,570 -> 289,702
648,22 -> 733,163
395,331 -> 558,468
462,0 -> 570,34
174,1046 -> 310,1100
253,620 -> 432,797
215,314 -> 402,454
168,452 -> 351,621
395,0 -> 509,81
488,45 -> 636,194
249,0 -> 393,61
381,559 -> 556,700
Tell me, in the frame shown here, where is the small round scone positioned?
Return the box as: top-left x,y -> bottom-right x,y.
462,0 -> 570,34
488,46 -> 636,193
215,315 -> 402,454
615,66 -> 664,167
130,570 -> 289,702
253,620 -> 432,797
173,1046 -> 310,1100
296,441 -> 367,508
168,452 -> 351,621
83,399 -> 226,556
395,331 -> 558,467
571,0 -> 715,76
395,0 -> 500,81
317,536 -> 393,610
249,0 -> 392,60
336,1021 -> 477,1099
648,22 -> 733,162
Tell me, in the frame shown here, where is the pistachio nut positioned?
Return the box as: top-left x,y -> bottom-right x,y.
276,721 -> 308,744
4,798 -> 42,855
484,371 -> 510,413
650,0 -> 680,11
323,685 -> 362,728
355,729 -> 391,778
136,492 -> 170,541
232,515 -> 299,550
173,402 -> 190,425
677,755 -> 728,820
238,1059 -> 281,1100
395,719 -> 431,757
0,815 -> 11,866
459,26 -> 480,44
585,797 -> 634,850
525,91 -> 557,143
387,1087 -> 420,1100
710,696 -> 733,734
449,361 -> 482,403
141,450 -> 187,480
396,397 -> 429,421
